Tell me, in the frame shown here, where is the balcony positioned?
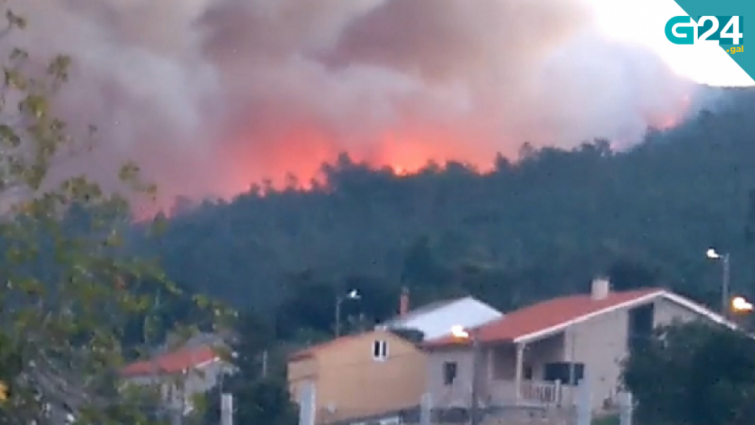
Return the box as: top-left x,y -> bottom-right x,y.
486,379 -> 571,407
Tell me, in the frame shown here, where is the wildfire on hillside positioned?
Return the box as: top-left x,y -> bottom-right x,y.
11,0 -> 702,216
213,127 -> 507,199
209,91 -> 694,200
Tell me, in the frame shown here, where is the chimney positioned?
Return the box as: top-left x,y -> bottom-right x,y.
399,287 -> 410,315
591,277 -> 610,301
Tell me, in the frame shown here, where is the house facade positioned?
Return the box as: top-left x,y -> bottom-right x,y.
377,293 -> 503,340
288,291 -> 503,425
288,328 -> 427,425
423,278 -> 730,412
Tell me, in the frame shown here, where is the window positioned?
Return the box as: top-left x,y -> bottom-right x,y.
372,340 -> 388,360
524,365 -> 533,380
628,304 -> 655,353
443,361 -> 458,385
544,362 -> 584,386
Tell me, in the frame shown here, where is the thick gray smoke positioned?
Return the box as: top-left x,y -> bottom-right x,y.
7,0 -> 695,203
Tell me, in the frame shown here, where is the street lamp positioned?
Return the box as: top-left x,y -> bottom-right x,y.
706,248 -> 731,317
731,296 -> 753,313
450,325 -> 481,425
334,289 -> 360,337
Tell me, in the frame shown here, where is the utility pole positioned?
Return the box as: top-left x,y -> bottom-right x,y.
334,290 -> 360,337
707,248 -> 731,318
470,331 -> 481,425
450,325 -> 482,425
261,350 -> 269,378
221,393 -> 234,425
722,253 -> 731,318
619,392 -> 633,425
576,371 -> 591,425
335,296 -> 342,338
568,327 -> 576,405
420,393 -> 432,425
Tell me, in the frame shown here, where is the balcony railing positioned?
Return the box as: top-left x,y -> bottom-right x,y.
520,380 -> 563,405
485,379 -> 567,407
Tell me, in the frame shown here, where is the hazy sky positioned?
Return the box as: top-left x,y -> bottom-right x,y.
590,0 -> 753,86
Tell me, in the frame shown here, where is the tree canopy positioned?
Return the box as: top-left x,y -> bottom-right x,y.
200,311 -> 297,425
623,321 -> 755,425
0,5 -> 226,425
134,88 -> 755,338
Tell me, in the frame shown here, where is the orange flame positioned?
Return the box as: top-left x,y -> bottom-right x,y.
144,93 -> 695,219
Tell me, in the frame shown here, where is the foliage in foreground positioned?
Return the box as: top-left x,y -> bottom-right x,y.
0,3 -> 227,425
623,321 -> 755,425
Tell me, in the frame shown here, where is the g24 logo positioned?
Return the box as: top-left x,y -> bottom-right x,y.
665,16 -> 744,45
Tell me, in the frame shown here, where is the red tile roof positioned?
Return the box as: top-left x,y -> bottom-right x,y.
425,288 -> 665,347
121,345 -> 219,376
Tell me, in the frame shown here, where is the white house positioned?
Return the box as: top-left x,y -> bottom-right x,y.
377,291 -> 503,341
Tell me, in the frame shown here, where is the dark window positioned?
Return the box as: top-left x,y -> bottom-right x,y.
524,365 -> 533,380
628,304 -> 655,352
372,340 -> 388,360
443,362 -> 458,385
543,362 -> 584,385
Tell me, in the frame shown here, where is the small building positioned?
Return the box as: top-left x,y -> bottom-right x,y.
423,278 -> 730,413
377,291 -> 503,340
121,345 -> 230,415
288,290 -> 504,425
288,328 -> 426,425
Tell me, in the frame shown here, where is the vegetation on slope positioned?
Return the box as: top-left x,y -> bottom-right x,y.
140,88 -> 755,338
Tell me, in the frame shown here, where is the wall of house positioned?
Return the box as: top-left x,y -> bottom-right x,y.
490,344 -> 516,381
425,346 -> 477,409
184,361 -> 230,406
652,297 -> 700,326
424,295 -> 716,413
288,356 -> 318,402
565,307 -> 629,411
311,330 -> 427,423
523,333 -> 565,380
485,334 -> 564,393
564,296 -> 709,411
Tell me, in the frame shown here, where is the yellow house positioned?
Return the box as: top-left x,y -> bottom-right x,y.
288,328 -> 426,424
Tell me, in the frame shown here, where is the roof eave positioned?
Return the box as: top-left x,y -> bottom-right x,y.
511,290 -> 667,344
512,290 -> 737,345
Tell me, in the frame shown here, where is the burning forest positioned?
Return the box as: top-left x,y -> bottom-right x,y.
7,0 -> 700,207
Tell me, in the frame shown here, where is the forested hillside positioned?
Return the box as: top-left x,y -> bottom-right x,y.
137,87 -> 755,337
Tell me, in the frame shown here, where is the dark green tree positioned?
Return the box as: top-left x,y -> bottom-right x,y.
201,311 -> 296,425
606,259 -> 662,291
275,271 -> 336,339
623,321 -> 755,425
137,88 -> 755,333
0,5 -> 230,425
400,236 -> 448,289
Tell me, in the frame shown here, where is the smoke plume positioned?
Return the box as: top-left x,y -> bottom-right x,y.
7,0 -> 695,203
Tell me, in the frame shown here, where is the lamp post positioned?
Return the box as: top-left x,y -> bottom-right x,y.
451,325 -> 481,425
706,248 -> 731,317
335,289 -> 360,337
731,296 -> 753,313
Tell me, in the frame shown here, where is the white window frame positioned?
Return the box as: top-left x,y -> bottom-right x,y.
372,340 -> 389,361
